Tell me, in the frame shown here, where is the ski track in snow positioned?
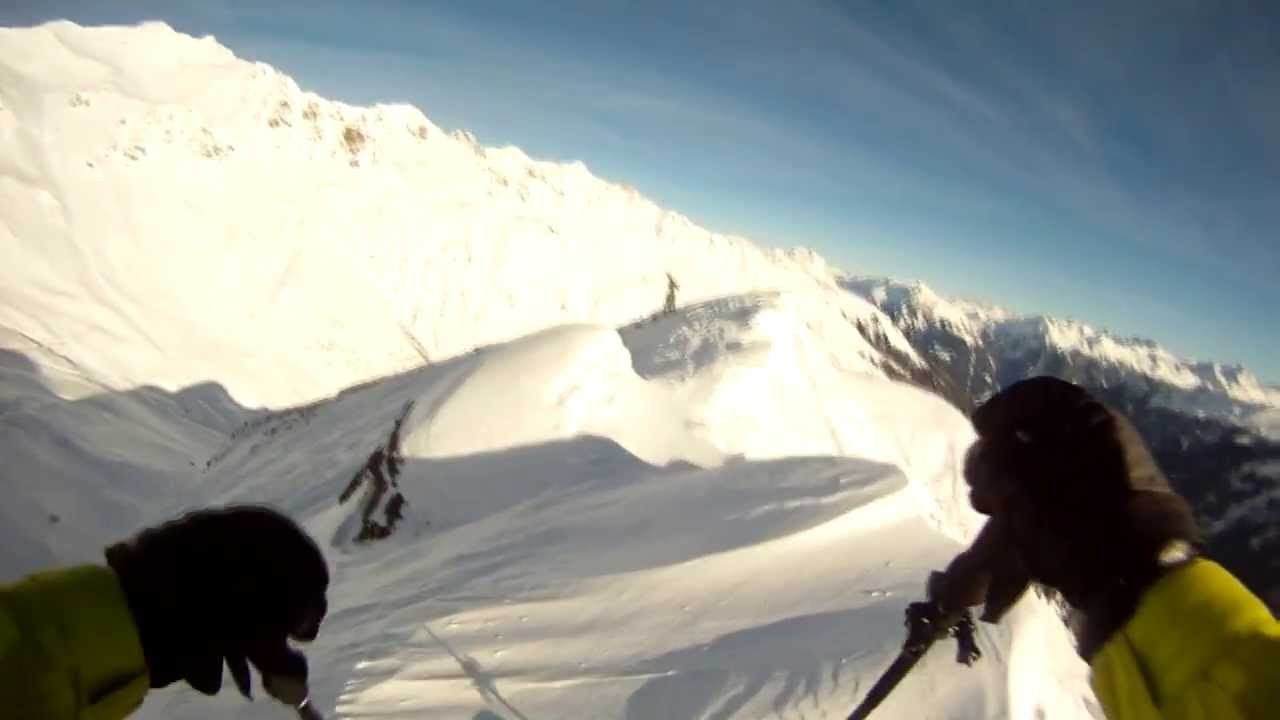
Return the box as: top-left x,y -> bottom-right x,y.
0,21 -> 1097,720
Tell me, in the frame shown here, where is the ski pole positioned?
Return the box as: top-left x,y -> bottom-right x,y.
847,600 -> 981,720
294,697 -> 324,720
263,672 -> 325,720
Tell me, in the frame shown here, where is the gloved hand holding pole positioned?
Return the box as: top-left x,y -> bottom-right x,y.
105,506 -> 330,710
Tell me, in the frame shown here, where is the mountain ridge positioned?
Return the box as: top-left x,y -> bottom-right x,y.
843,276 -> 1280,410
0,19 -> 932,410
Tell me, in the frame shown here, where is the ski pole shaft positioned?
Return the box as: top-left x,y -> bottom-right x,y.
295,697 -> 324,720
846,601 -> 981,719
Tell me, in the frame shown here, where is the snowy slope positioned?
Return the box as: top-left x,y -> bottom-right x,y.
0,20 -> 921,410
3,295 -> 1095,719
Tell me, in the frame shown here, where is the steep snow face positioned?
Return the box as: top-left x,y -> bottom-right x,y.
0,20 -> 919,409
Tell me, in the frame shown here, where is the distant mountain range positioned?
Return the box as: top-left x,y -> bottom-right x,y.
844,276 -> 1280,609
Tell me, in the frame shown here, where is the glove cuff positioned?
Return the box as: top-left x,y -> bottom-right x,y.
105,538 -> 180,688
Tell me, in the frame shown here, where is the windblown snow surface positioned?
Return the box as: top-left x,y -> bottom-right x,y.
1,21 -> 1096,719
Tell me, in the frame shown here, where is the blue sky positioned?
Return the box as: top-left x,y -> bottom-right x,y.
8,1 -> 1279,382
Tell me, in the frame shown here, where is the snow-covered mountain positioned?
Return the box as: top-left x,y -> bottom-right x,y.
845,276 -> 1280,609
0,20 -> 932,409
1,21 -> 1095,720
844,277 -> 1280,412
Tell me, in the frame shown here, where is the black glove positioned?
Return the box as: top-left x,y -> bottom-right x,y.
963,376 -> 1200,657
104,505 -> 329,703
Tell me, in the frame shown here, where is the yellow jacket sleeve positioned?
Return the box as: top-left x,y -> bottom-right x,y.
1091,558 -> 1280,720
0,564 -> 150,720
